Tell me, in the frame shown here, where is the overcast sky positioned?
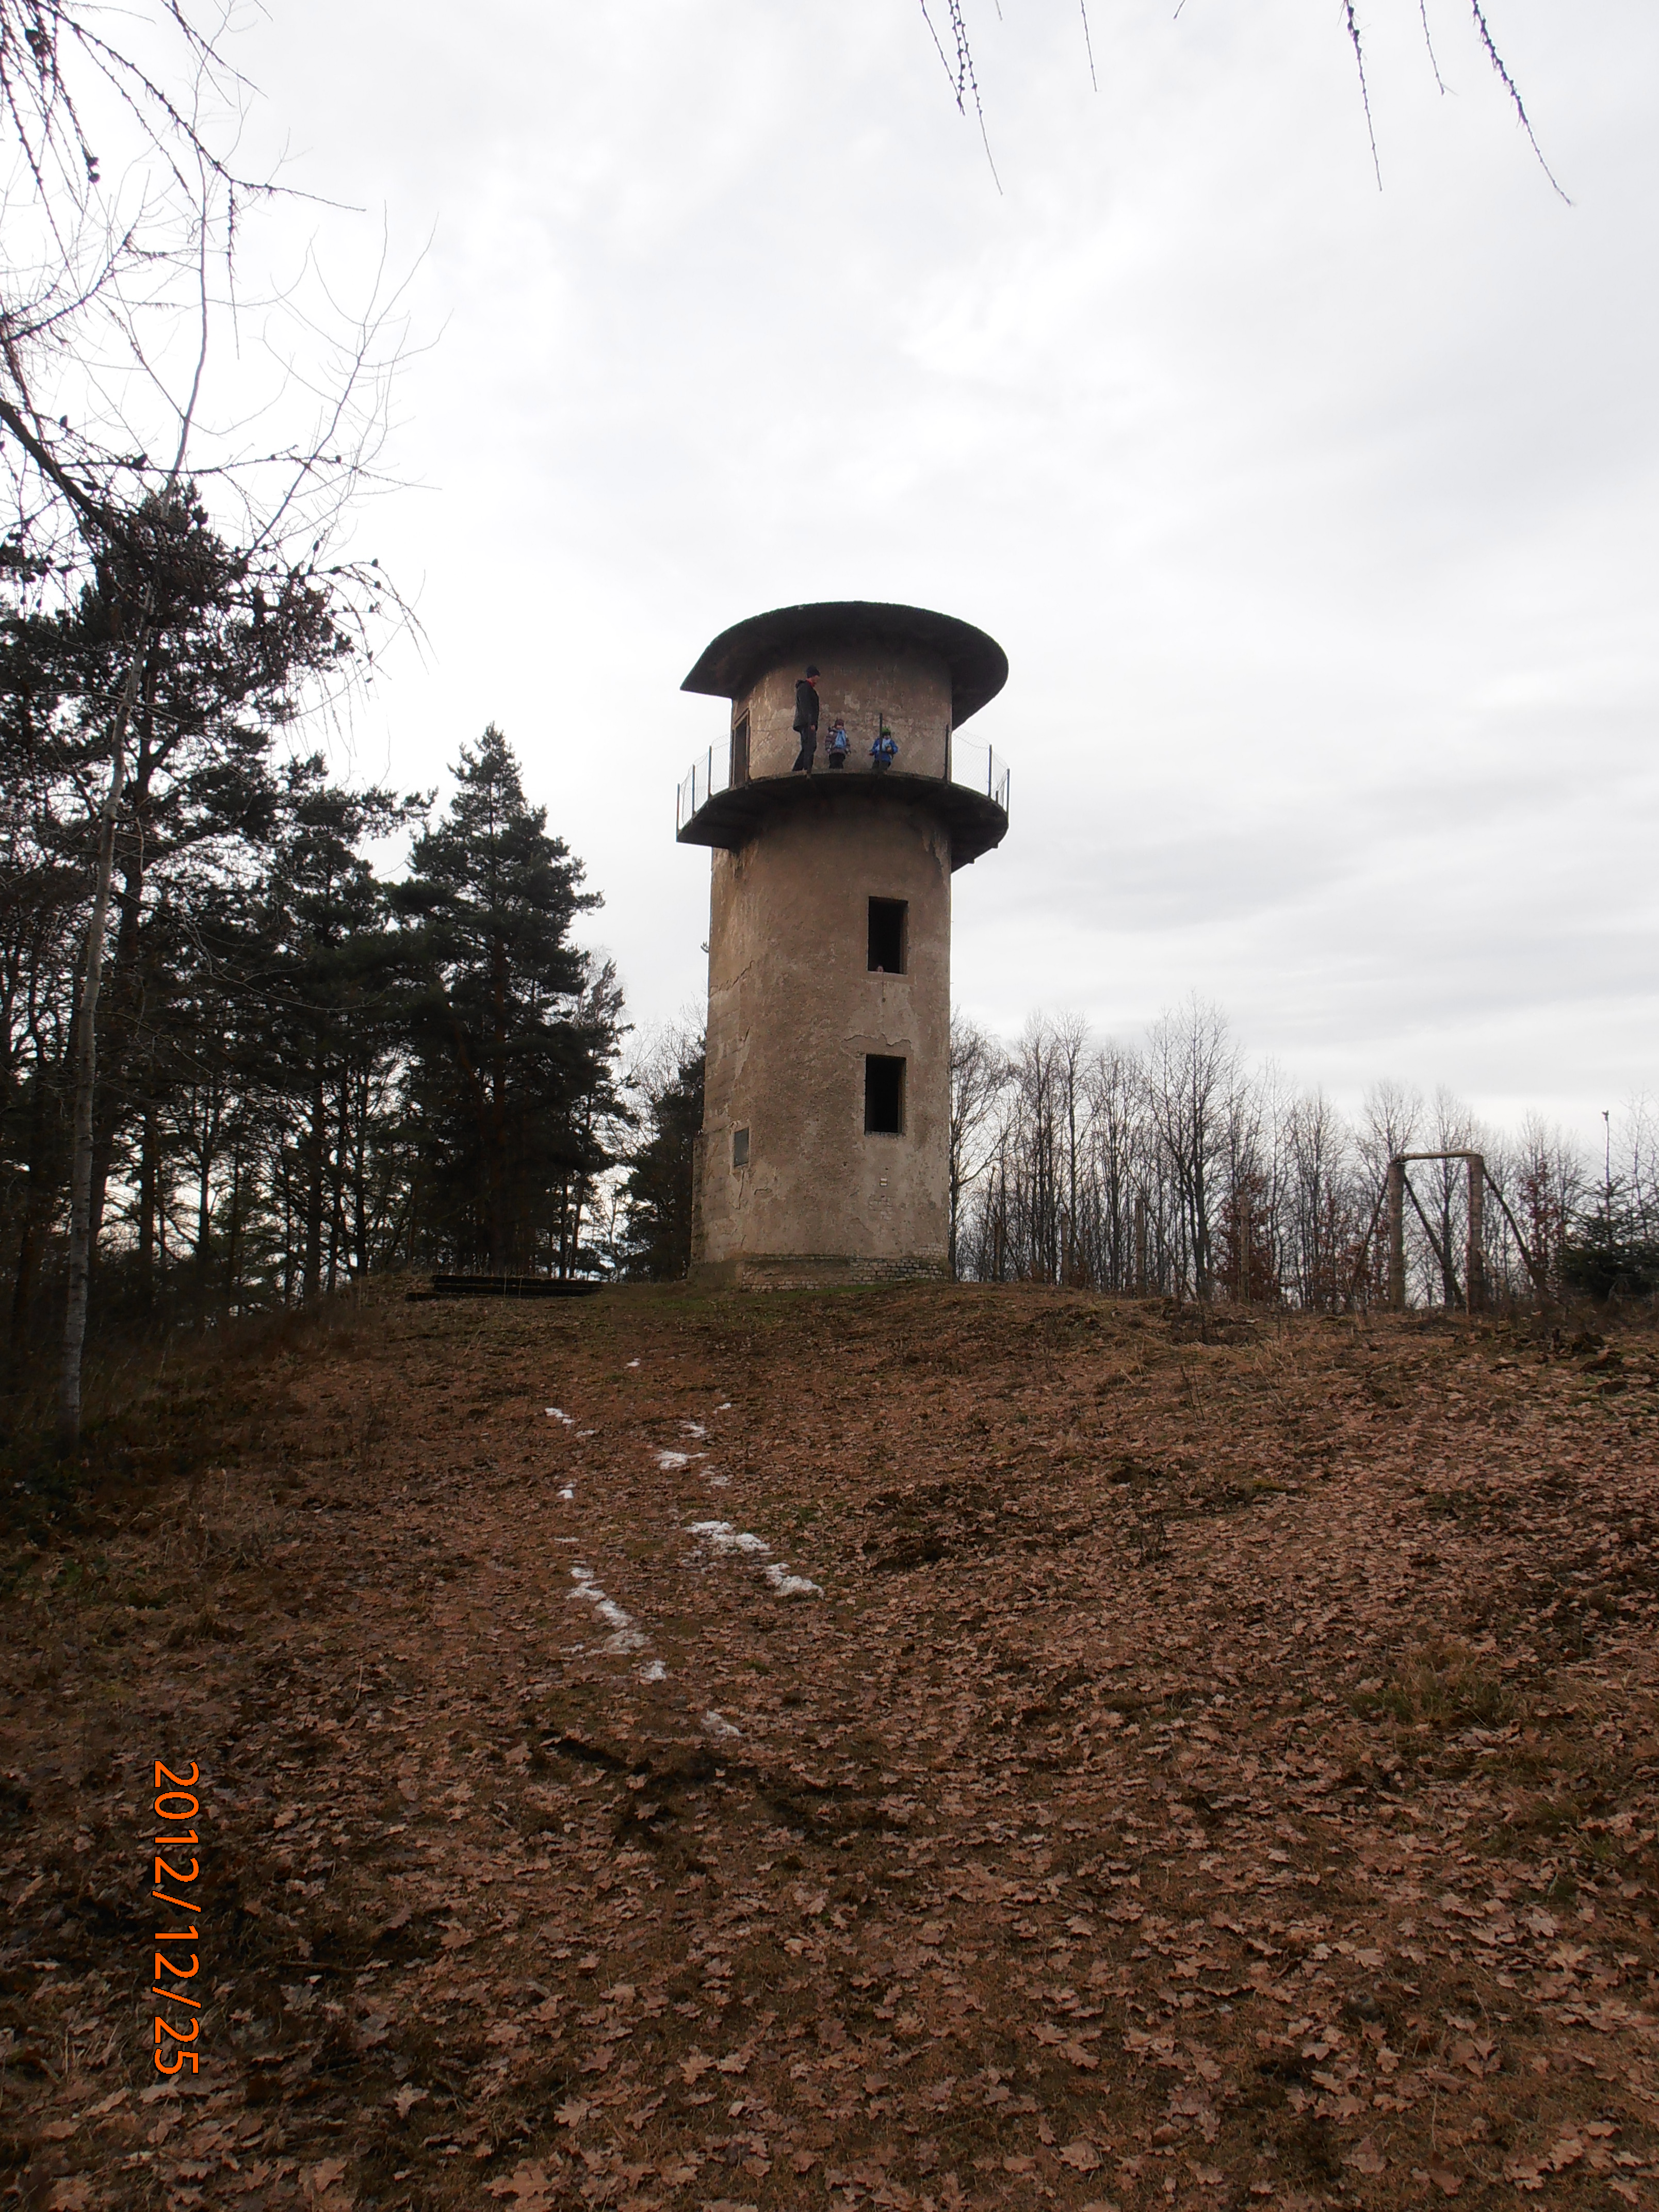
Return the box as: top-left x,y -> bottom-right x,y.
226,0 -> 1655,1146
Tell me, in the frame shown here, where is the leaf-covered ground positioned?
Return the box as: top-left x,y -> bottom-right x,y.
6,1286 -> 1659,2212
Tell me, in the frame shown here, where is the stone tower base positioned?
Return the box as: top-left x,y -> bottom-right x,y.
687,1253 -> 950,1293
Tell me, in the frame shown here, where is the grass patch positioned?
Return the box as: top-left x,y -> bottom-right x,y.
1355,1640 -> 1515,1730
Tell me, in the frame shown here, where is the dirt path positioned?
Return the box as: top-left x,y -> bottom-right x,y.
6,1286 -> 1659,2212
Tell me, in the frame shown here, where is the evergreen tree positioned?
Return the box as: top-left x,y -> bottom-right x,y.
243,758 -> 421,1301
392,727 -> 624,1272
1,495 -> 354,1342
1562,1184 -> 1659,1302
620,1036 -> 704,1281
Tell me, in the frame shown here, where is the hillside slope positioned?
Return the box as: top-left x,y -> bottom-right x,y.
6,1287 -> 1659,2210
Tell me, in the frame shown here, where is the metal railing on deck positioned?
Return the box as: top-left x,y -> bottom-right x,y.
677,748 -> 723,834
676,736 -> 1011,836
952,739 -> 1011,813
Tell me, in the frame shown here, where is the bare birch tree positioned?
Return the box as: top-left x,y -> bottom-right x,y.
948,1009 -> 1006,1279
1143,996 -> 1237,1302
953,1005 -> 1604,1314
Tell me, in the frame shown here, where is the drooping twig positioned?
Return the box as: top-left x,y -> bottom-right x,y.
1467,0 -> 1570,202
912,0 -> 1566,206
1417,0 -> 1448,93
1340,0 -> 1384,192
916,0 -> 956,85
917,0 -> 1002,191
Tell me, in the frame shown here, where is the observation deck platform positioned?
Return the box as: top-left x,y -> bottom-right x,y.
675,750 -> 1011,871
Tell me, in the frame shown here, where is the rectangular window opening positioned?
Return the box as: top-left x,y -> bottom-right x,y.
868,897 -> 907,975
731,1126 -> 750,1168
729,714 -> 750,789
864,1055 -> 905,1136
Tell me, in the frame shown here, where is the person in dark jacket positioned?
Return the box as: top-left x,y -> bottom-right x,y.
791,666 -> 820,773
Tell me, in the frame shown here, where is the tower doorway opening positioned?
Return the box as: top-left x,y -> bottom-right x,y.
865,1055 -> 905,1135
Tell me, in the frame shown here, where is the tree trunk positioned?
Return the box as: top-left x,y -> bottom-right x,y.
226,1141 -> 242,1311
281,1163 -> 296,1305
348,1063 -> 371,1277
489,930 -> 510,1270
137,1107 -> 158,1308
84,833 -> 153,1277
10,1216 -> 38,1352
57,610 -> 150,1450
326,1102 -> 348,1292
194,1087 -> 217,1304
11,1060 -> 54,1349
303,1071 -> 326,1302
1466,1154 -> 1486,1314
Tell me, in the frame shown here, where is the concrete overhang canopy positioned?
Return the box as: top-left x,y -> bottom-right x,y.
681,600 -> 1009,730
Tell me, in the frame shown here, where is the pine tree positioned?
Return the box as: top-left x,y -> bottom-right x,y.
620,1038 -> 704,1281
249,758 -> 420,1301
1562,1183 -> 1659,1302
392,727 -> 624,1272
1,494 -> 353,1348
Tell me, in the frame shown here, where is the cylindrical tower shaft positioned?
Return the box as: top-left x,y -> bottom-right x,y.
695,796 -> 953,1283
675,601 -> 1010,1291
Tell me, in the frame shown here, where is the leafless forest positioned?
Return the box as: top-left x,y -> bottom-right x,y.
947,1004 -> 1656,1311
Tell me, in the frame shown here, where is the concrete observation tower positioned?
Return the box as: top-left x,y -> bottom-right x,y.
675,600 -> 1011,1289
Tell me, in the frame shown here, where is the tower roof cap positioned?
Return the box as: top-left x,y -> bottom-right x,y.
681,599 -> 1008,729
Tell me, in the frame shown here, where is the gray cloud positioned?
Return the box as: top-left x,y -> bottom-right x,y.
224,0 -> 1656,1154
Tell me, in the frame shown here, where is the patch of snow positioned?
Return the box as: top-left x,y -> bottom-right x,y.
687,1521 -> 821,1595
681,1421 -> 708,1439
559,1485 -> 575,1500
702,1711 -> 741,1739
639,1659 -> 668,1683
763,1564 -> 823,1598
545,1407 -> 574,1425
716,1402 -> 733,1410
577,1429 -> 597,1438
688,1520 -> 768,1555
656,1449 -> 693,1471
566,1565 -> 646,1654
626,1359 -> 641,1369
705,1474 -> 730,1488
